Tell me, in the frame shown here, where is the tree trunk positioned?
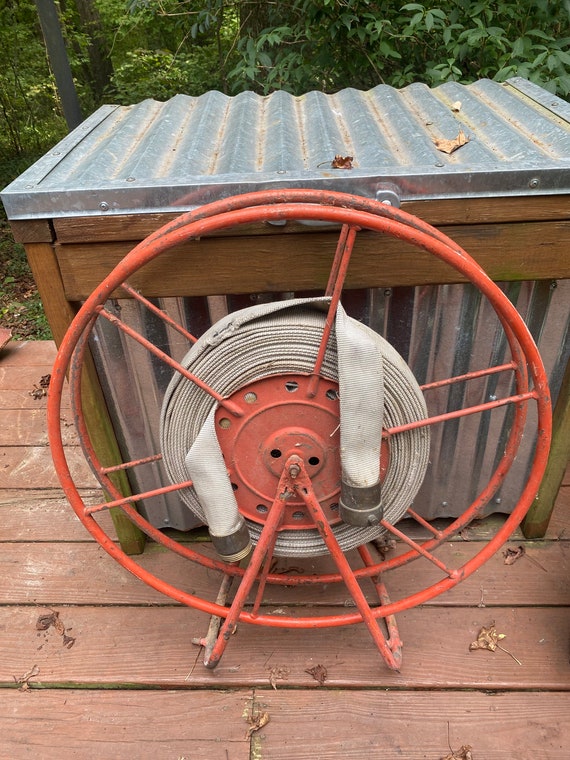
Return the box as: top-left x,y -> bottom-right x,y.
72,0 -> 113,101
239,1 -> 272,37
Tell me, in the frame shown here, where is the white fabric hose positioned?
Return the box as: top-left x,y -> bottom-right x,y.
161,298 -> 430,558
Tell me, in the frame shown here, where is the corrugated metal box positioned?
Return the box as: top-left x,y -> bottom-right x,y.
2,77 -> 569,532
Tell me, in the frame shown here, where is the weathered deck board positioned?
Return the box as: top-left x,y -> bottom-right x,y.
0,409 -> 78,446
254,690 -> 570,759
3,490 -> 570,543
0,605 -> 568,690
0,539 -> 567,607
0,689 -> 252,760
0,446 -> 97,489
1,688 -> 568,760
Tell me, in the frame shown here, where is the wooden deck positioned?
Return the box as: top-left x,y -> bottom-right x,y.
1,340 -> 569,759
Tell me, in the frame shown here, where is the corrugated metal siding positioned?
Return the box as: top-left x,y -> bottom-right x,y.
2,77 -> 570,219
90,280 -> 569,531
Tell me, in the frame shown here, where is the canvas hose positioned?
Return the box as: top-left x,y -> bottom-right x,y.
160,298 -> 429,559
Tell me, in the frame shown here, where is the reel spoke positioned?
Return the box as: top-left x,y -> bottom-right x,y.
385,389 -> 538,436
84,479 -> 194,516
309,223 -> 360,397
419,361 -> 517,391
95,304 -> 243,417
120,280 -> 198,344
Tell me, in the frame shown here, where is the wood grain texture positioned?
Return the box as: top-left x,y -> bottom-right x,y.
0,409 -> 78,446
0,446 -> 98,490
55,221 -> 570,300
0,490 -> 112,541
254,690 -> 570,759
7,218 -> 53,244
0,539 -> 567,607
51,195 -> 570,243
0,605 -> 567,690
0,340 -> 57,367
0,689 -> 252,760
23,244 -> 78,350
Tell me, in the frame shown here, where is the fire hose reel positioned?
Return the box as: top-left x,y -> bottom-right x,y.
48,189 -> 551,672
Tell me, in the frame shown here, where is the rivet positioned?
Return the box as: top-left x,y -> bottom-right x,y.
99,201 -> 110,211
528,178 -> 540,189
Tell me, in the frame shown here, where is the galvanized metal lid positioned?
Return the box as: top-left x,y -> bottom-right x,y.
2,77 -> 570,220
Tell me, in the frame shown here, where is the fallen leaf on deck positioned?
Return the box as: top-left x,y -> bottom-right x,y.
434,130 -> 470,154
469,621 -> 505,652
35,609 -> 76,649
14,664 -> 40,690
331,154 -> 354,169
36,611 -> 59,631
503,545 -> 525,565
39,374 -> 51,388
441,745 -> 473,760
469,621 -> 522,665
63,634 -> 76,649
305,663 -> 328,685
268,666 -> 289,690
246,711 -> 270,738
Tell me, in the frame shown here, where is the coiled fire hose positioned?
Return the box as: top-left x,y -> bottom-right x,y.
160,298 -> 429,559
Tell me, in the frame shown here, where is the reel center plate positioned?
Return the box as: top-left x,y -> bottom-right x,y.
215,373 -> 389,530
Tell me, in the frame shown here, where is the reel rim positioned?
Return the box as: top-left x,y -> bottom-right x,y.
47,189 -> 552,628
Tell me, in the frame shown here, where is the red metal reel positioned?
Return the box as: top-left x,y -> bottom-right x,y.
214,373 -> 389,530
46,188 -> 552,671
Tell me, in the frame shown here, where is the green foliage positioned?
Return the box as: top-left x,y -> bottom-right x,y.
0,0 -> 67,157
110,47 -> 224,100
225,0 -> 570,96
0,222 -> 52,340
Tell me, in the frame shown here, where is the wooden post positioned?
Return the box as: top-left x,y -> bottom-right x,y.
24,242 -> 146,555
523,357 -> 570,538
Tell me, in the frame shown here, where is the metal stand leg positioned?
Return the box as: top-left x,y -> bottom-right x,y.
200,455 -> 403,671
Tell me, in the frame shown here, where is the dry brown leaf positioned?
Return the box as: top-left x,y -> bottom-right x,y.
35,609 -> 76,648
331,154 -> 354,169
469,621 -> 505,653
441,745 -> 473,760
503,545 -> 525,565
268,666 -> 289,690
469,622 -> 522,665
305,663 -> 328,685
63,634 -> 76,649
36,611 -> 59,631
434,130 -> 470,155
29,385 -> 47,399
14,664 -> 40,690
246,711 -> 270,738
